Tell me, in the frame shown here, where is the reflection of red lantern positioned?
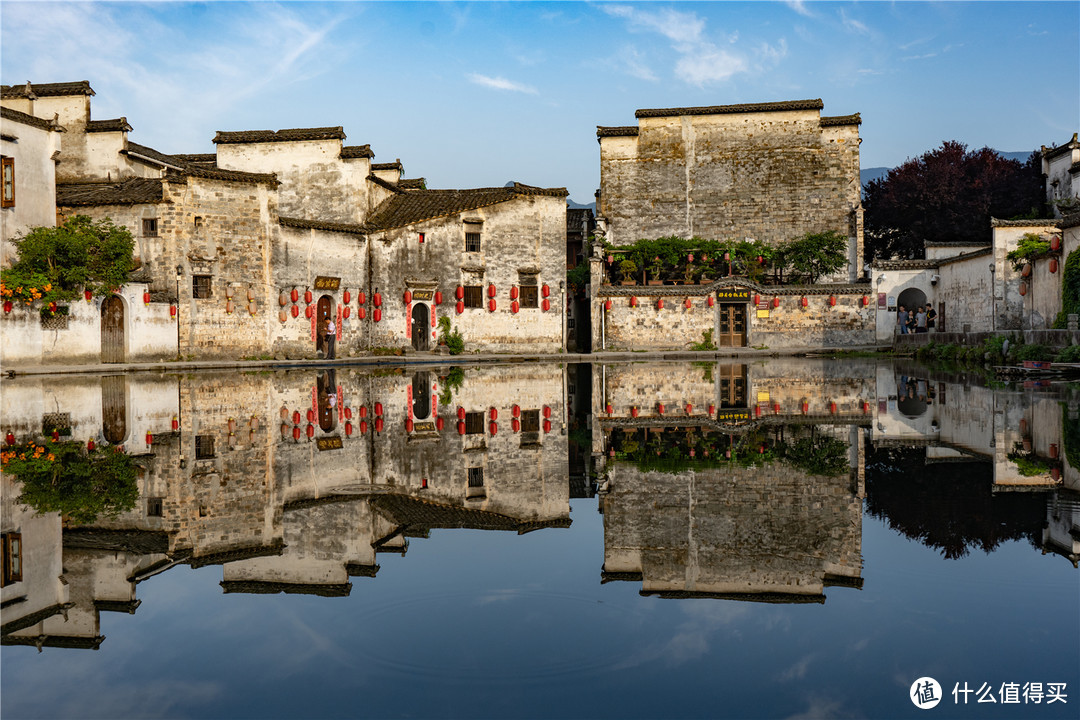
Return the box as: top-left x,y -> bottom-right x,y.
306,424 -> 315,438
360,420 -> 368,434
512,301 -> 519,313
489,421 -> 498,436
292,426 -> 301,441
3,301 -> 12,314
5,432 -> 15,445
457,421 -> 466,435
375,403 -> 383,416
1050,443 -> 1059,459
345,422 -> 353,437
85,290 -> 93,302
290,288 -> 299,303
630,407 -> 639,418
87,439 -> 95,451
436,417 -> 445,431
773,402 -> 780,414
280,423 -> 289,437
1050,258 -> 1058,273
51,429 -> 60,442
1019,282 -> 1028,296
375,417 -> 384,433
406,419 -> 414,433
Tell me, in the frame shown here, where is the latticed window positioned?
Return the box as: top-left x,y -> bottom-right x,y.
519,274 -> 539,308
467,467 -> 484,487
193,275 -> 212,299
142,218 -> 158,236
147,498 -> 164,517
463,286 -> 483,308
464,412 -> 484,435
195,435 -> 215,459
2,533 -> 22,586
521,410 -> 540,433
464,221 -> 482,252
41,412 -> 72,437
1,156 -> 14,208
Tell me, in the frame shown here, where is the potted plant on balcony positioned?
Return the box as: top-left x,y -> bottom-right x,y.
619,259 -> 638,285
648,255 -> 665,285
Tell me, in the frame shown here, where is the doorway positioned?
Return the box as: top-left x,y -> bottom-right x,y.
101,295 -> 125,363
102,375 -> 127,444
411,303 -> 430,351
717,303 -> 747,347
316,296 -> 332,355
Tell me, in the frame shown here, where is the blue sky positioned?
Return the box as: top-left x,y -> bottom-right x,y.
2,1 -> 1077,204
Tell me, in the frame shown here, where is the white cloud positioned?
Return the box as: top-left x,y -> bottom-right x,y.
467,73 -> 539,95
785,1 -> 814,18
620,46 -> 659,82
601,4 -> 785,87
839,8 -> 871,36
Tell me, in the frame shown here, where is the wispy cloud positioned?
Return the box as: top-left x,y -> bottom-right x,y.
467,73 -> 539,94
779,653 -> 816,681
785,1 -> 814,18
839,8 -> 871,36
602,4 -> 785,87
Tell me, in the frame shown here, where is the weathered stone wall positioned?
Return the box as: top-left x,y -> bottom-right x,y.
368,194 -> 566,353
21,94 -> 92,182
598,106 -> 862,278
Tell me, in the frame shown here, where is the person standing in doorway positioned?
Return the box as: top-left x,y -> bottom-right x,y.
897,305 -> 909,335
925,303 -> 937,332
325,317 -> 336,359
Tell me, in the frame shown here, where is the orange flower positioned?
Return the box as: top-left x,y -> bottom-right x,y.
47,453 -> 55,461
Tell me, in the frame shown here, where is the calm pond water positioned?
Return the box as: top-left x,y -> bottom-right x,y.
1,359 -> 1077,719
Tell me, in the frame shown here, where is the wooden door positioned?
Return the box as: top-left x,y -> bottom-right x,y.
411,303 -> 429,351
718,364 -> 747,408
317,371 -> 336,432
316,296 -> 332,354
101,295 -> 125,363
717,303 -> 746,347
102,375 -> 127,444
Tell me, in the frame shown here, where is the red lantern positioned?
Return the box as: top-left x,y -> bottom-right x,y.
404,289 -> 412,305
708,404 -> 715,415
373,308 -> 382,322
457,421 -> 466,435
707,296 -> 715,307
5,432 -> 14,445
436,417 -> 445,431
375,417 -> 384,433
345,422 -> 353,437
359,406 -> 368,419
862,401 -> 870,414
375,403 -> 383,416
490,407 -> 498,421
406,419 -> 414,433
684,298 -> 692,309
3,301 -> 12,314
630,407 -> 639,418
146,432 -> 153,445
292,426 -> 301,441
511,300 -> 519,313
307,409 -> 315,423
542,299 -> 550,312
435,291 -> 443,305
801,401 -> 809,414
541,284 -> 550,298
170,305 -> 177,317
455,286 -> 464,300
829,296 -> 836,307
757,255 -> 764,265
143,291 -> 151,305
512,405 -> 521,418
829,402 -> 837,414
773,402 -> 780,414
343,306 -> 351,319
512,418 -> 521,433
171,416 -> 179,431
292,411 -> 301,425
290,288 -> 299,303
772,297 -> 780,308
85,289 -> 93,302
604,300 -> 612,311
630,296 -> 637,307
280,423 -> 289,437
488,299 -> 496,312
488,284 -> 497,298
291,305 -> 299,318
605,404 -> 613,415
543,406 -> 552,419
456,300 -> 465,314
800,297 -> 808,307
543,419 -> 552,433
1051,235 -> 1062,251
607,254 -> 614,264
343,290 -> 351,304
489,421 -> 498,436
862,295 -> 869,307
304,290 -> 313,304
358,307 -> 366,320
754,405 -> 762,418
685,403 -> 693,414
87,439 -> 95,451
357,292 -> 366,305
510,286 -> 519,300
753,294 -> 760,305
657,298 -> 664,310
657,403 -> 665,415
305,306 -> 314,319
1050,443 -> 1059,459
306,424 -> 315,438
457,407 -> 466,420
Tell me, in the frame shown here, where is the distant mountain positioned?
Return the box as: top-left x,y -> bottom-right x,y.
567,199 -> 596,212
861,149 -> 1034,189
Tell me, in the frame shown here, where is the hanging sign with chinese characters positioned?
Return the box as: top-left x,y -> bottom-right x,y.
314,276 -> 341,291
716,288 -> 752,302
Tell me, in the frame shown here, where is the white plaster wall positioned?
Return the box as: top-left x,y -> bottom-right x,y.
1044,141 -> 1079,216
0,118 -> 60,261
872,267 -> 936,341
938,257 -> 995,333
84,131 -> 126,180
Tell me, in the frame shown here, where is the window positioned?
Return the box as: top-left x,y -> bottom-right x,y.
147,498 -> 164,517
466,467 -> 486,499
2,532 -> 22,587
42,413 -> 72,438
195,435 -> 215,459
464,411 -> 484,435
521,410 -> 540,433
463,285 -> 483,309
464,222 -> 482,252
520,285 -> 539,308
1,156 -> 13,208
142,218 -> 158,236
192,275 -> 212,299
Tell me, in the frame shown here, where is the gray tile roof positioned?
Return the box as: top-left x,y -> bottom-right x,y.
214,127 -> 346,144
85,118 -> 132,133
171,153 -> 217,164
596,126 -> 639,138
398,177 -> 426,190
279,216 -> 367,235
371,493 -> 570,533
990,218 -> 1060,227
1,80 -> 95,98
366,182 -> 567,231
635,99 -> 824,118
57,177 -> 165,206
367,173 -> 404,195
1060,212 -> 1080,229
124,141 -> 187,169
371,161 -> 402,172
341,144 -> 374,158
174,165 -> 278,185
820,114 -> 861,127
220,581 -> 352,597
0,106 -> 62,132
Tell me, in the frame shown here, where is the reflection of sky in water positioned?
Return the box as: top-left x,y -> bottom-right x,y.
3,498 -> 1077,719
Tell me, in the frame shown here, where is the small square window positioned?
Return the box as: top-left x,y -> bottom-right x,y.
466,467 -> 486,499
2,532 -> 22,587
463,286 -> 483,309
521,410 -> 540,433
464,222 -> 482,253
195,435 -> 215,459
147,498 -> 164,517
520,286 -> 539,309
1,156 -> 14,208
464,411 -> 484,435
193,275 -> 212,299
142,218 -> 158,236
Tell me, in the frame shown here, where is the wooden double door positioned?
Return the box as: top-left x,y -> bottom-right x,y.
717,303 -> 747,347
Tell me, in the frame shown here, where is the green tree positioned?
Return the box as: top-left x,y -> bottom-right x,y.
3,441 -> 139,524
779,230 -> 849,284
0,215 -> 135,306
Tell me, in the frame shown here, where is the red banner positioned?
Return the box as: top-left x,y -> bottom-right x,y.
336,305 -> 343,340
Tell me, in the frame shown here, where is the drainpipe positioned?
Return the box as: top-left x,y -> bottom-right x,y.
600,297 -> 606,351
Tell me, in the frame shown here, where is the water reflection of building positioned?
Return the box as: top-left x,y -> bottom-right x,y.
1,364 -> 571,648
594,360 -> 869,602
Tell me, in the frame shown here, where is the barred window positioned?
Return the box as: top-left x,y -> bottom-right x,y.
464,411 -> 484,435
463,285 -> 483,308
521,410 -> 540,433
520,286 -> 539,308
464,221 -> 482,252
1,156 -> 14,208
2,532 -> 22,586
147,498 -> 164,517
467,467 -> 484,487
142,218 -> 158,236
195,435 -> 215,459
193,275 -> 212,299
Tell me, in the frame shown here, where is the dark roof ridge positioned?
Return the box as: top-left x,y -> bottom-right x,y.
990,217 -> 1060,228
1042,133 -> 1079,160
214,127 -> 346,144
820,113 -> 861,127
1,81 -> 95,98
279,216 -> 368,235
1,105 -> 63,132
168,165 -> 278,186
57,177 -> 165,207
86,117 -> 132,133
123,141 -> 187,170
368,173 -> 404,194
365,184 -> 566,231
371,161 -> 403,172
597,126 -> 639,138
635,98 -> 824,119
341,144 -> 374,159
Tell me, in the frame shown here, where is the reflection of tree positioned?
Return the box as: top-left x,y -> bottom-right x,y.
2,441 -> 138,524
865,445 -> 1045,559
1064,403 -> 1080,470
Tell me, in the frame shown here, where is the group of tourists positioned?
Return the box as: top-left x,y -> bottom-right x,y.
897,303 -> 936,334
